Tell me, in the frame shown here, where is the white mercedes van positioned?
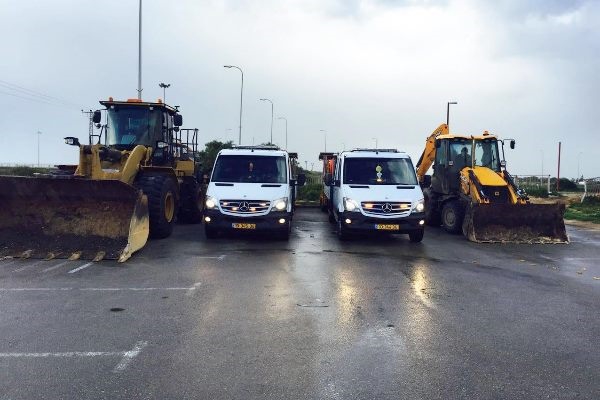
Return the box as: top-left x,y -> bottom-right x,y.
203,146 -> 305,239
327,148 -> 425,241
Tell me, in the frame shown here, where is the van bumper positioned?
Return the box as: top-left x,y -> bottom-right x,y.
203,210 -> 292,233
338,212 -> 425,233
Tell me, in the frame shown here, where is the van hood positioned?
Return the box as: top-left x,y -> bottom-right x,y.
207,182 -> 289,202
342,184 -> 422,204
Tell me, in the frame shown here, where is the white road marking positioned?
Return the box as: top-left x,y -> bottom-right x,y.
12,260 -> 45,273
42,260 -> 72,273
0,285 -> 201,293
186,282 -> 202,297
68,262 -> 94,274
112,341 -> 148,373
196,255 -> 226,260
0,341 -> 148,374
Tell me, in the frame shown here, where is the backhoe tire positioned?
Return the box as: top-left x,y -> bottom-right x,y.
178,178 -> 204,224
409,228 -> 424,243
441,200 -> 464,234
423,189 -> 441,226
137,174 -> 179,239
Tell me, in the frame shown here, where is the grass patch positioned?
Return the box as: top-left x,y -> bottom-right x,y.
0,166 -> 52,176
565,197 -> 600,224
297,183 -> 321,202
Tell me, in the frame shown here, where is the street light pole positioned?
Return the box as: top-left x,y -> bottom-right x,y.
446,101 -> 457,131
159,82 -> 170,103
372,137 -> 378,149
320,129 -> 327,152
577,151 -> 583,179
259,98 -> 274,144
277,117 -> 288,150
36,130 -> 42,166
224,65 -> 244,145
137,0 -> 143,100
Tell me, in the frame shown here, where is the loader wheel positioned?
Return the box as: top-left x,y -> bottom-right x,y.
423,190 -> 441,226
441,201 -> 464,234
409,228 -> 424,243
137,174 -> 179,239
178,179 -> 204,224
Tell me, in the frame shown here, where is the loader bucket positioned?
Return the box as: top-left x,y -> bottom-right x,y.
462,203 -> 568,244
0,176 -> 149,262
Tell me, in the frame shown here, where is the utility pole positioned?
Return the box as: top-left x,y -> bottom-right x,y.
36,131 -> 42,166
159,83 -> 170,103
137,0 -> 143,100
82,109 -> 94,142
557,141 -> 561,192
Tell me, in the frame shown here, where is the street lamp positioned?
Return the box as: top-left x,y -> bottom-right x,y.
372,137 -> 378,149
277,117 -> 288,150
320,129 -> 327,152
36,130 -> 42,166
224,65 -> 243,145
577,152 -> 583,179
159,82 -> 170,103
446,101 -> 457,132
259,98 -> 274,144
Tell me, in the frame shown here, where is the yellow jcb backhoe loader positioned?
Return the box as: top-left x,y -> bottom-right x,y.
0,97 -> 205,262
415,123 -> 567,243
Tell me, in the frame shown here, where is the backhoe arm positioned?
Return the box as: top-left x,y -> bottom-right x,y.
415,123 -> 448,183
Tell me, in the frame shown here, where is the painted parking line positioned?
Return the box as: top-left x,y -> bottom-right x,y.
196,255 -> 226,260
42,260 -> 73,273
0,284 -> 202,293
186,282 -> 202,297
12,260 -> 45,273
0,340 -> 148,374
68,262 -> 94,274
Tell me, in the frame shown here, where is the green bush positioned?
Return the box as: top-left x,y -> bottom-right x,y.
297,183 -> 321,202
0,166 -> 51,176
524,187 -> 549,198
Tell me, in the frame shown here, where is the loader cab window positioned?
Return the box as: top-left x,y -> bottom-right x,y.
106,107 -> 162,150
449,140 -> 472,170
473,140 -> 501,172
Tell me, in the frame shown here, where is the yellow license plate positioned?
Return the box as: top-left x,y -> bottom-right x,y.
375,224 -> 399,230
232,223 -> 256,229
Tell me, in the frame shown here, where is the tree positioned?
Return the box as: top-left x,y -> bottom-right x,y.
198,140 -> 234,174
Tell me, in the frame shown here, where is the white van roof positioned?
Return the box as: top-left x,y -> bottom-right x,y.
341,148 -> 410,159
219,146 -> 289,157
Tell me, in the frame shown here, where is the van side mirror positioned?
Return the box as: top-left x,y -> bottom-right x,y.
510,140 -> 515,149
421,174 -> 432,188
296,173 -> 306,186
92,110 -> 102,124
173,114 -> 183,127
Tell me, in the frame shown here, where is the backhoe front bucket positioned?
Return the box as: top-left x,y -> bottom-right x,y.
0,176 -> 149,262
463,203 -> 568,244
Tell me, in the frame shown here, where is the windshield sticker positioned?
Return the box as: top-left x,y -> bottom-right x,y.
376,165 -> 383,182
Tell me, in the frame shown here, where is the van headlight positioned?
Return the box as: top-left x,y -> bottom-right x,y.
273,197 -> 288,211
344,197 -> 360,212
413,198 -> 425,213
205,196 -> 217,209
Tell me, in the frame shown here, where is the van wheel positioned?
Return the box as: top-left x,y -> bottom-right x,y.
328,210 -> 336,223
409,228 -> 424,243
137,174 -> 178,239
337,218 -> 349,240
441,200 -> 464,234
204,225 -> 218,239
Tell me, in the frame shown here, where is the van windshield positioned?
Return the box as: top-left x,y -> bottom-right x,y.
212,155 -> 288,183
343,157 -> 417,185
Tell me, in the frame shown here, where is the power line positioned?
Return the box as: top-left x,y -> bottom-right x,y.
0,79 -> 79,107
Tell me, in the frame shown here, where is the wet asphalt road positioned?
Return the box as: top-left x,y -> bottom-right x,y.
0,208 -> 599,399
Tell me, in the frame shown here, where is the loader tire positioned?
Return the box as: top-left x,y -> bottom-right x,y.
178,178 -> 204,224
137,174 -> 178,239
441,200 -> 464,234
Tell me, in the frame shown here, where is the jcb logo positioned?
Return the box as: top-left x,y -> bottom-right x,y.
494,191 -> 500,196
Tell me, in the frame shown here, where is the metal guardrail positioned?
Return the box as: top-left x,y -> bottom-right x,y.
578,177 -> 600,202
0,163 -> 56,168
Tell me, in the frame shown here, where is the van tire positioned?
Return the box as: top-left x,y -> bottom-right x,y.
409,228 -> 424,243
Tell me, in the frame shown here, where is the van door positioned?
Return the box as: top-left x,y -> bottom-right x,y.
332,155 -> 343,215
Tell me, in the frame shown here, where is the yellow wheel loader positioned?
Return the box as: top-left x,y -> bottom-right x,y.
0,98 -> 205,262
415,124 -> 567,243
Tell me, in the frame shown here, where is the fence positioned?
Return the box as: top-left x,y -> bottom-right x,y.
0,163 -> 56,168
579,177 -> 600,201
513,175 -> 551,194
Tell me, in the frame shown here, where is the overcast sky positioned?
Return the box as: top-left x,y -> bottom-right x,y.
1,0 -> 598,178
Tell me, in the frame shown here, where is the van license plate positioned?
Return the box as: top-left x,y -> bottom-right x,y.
232,223 -> 256,229
375,224 -> 399,230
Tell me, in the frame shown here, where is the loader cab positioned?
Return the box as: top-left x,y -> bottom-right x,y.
100,99 -> 181,152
